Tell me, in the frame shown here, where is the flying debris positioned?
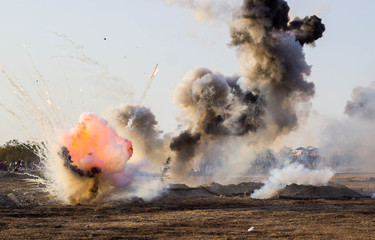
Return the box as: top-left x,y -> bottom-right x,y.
150,63 -> 159,79
138,63 -> 159,105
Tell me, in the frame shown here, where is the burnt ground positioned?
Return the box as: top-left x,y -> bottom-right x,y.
1,172 -> 375,239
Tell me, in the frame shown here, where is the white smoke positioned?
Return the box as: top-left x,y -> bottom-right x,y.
318,82 -> 375,173
251,163 -> 334,199
163,0 -> 241,22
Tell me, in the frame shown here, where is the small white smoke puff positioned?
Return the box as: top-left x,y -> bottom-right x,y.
251,163 -> 334,199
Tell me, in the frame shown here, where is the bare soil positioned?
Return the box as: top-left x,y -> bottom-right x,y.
1,172 -> 375,239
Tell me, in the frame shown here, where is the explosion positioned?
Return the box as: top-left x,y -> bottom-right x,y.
60,113 -> 133,176
58,113 -> 135,203
1,0 -> 336,203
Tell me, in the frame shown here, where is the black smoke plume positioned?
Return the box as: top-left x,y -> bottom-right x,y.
230,0 -> 325,134
173,68 -> 265,137
170,131 -> 201,173
289,15 -> 326,46
116,0 -> 326,179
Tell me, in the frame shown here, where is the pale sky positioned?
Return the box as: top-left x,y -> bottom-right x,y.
0,0 -> 375,145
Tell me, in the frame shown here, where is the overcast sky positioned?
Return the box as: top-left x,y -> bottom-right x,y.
0,0 -> 375,145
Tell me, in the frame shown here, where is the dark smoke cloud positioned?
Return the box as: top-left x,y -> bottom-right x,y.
116,105 -> 161,144
345,82 -> 375,120
134,0 -> 326,179
173,68 -> 265,137
169,68 -> 266,177
239,0 -> 290,31
114,104 -> 169,164
289,15 -> 325,46
170,131 -> 201,168
166,0 -> 326,177
230,0 -> 325,134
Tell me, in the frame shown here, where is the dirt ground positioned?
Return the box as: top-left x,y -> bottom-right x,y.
1,172 -> 375,239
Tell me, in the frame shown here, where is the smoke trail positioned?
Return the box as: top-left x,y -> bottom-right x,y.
0,63 -> 61,137
163,0 -> 241,22
51,32 -> 134,102
251,163 -> 334,199
23,44 -> 64,128
0,103 -> 22,122
51,32 -> 106,70
138,64 -> 159,105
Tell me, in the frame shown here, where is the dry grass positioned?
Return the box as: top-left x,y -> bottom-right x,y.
1,172 -> 375,239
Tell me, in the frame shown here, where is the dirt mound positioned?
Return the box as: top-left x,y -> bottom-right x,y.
275,184 -> 364,200
158,186 -> 215,201
0,171 -> 38,179
158,182 -> 264,201
205,182 -> 263,197
0,195 -> 17,208
168,184 -> 191,190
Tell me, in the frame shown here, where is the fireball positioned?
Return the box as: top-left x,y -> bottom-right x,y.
58,113 -> 133,202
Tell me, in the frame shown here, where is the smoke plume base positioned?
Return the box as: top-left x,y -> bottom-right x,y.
251,163 -> 334,199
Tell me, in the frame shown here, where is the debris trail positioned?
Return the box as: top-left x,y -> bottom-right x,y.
138,64 -> 159,105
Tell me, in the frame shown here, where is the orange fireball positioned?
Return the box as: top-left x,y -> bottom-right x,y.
61,113 -> 133,174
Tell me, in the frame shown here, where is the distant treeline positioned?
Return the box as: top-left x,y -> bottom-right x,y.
0,139 -> 41,165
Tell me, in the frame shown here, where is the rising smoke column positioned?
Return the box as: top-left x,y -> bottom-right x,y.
251,163 -> 334,199
169,68 -> 266,178
230,0 -> 325,134
167,0 -> 325,177
112,0 -> 326,180
114,104 -> 170,164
